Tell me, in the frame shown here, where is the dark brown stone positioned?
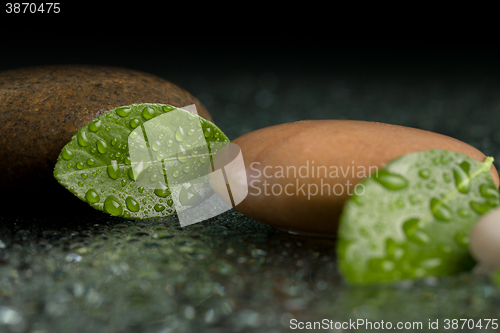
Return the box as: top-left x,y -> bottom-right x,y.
0,65 -> 212,217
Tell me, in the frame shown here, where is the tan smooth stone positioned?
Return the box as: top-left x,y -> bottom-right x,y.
229,120 -> 499,235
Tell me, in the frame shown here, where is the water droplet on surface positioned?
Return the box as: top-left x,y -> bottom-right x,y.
419,169 -> 431,179
125,196 -> 140,212
179,184 -> 202,206
85,189 -> 100,203
167,199 -> 174,207
199,155 -> 209,164
76,161 -> 84,170
154,204 -> 166,212
455,231 -> 470,248
107,160 -> 119,180
116,106 -> 132,117
77,131 -> 90,147
430,198 -> 452,222
453,162 -> 470,194
142,106 -> 156,120
421,258 -> 442,269
154,183 -> 171,198
152,140 -> 161,151
480,183 -> 498,198
104,195 -> 123,216
61,147 -> 74,160
97,139 -> 109,154
374,170 -> 408,190
175,127 -> 185,142
81,173 -> 88,179
458,207 -> 470,217
87,158 -> 96,166
470,201 -> 491,215
403,218 -> 430,245
162,105 -> 174,112
204,128 -> 212,138
88,119 -> 102,132
130,118 -> 141,129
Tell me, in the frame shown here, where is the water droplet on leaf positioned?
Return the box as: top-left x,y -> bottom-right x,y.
104,195 -> 123,216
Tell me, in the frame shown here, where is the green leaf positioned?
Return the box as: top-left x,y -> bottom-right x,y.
337,149 -> 499,284
54,103 -> 229,219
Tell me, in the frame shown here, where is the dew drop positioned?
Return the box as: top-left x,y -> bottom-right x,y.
154,183 -> 171,198
104,195 -> 123,216
88,119 -> 102,132
175,127 -> 185,142
204,128 -> 212,138
430,198 -> 452,222
453,162 -> 470,194
76,161 -> 84,170
409,194 -> 420,205
107,160 -> 119,180
374,170 -> 408,190
480,183 -> 498,198
183,165 -> 191,173
179,184 -> 202,206
199,155 -> 209,164
116,106 -> 132,117
154,204 -> 166,212
419,169 -> 431,179
142,106 -> 156,120
97,139 -> 109,154
458,207 -> 470,217
470,201 -> 491,215
167,139 -> 174,147
111,138 -> 117,146
61,147 -> 74,160
87,158 -> 96,166
167,199 -> 174,207
85,189 -> 100,203
454,231 -> 470,248
77,131 -> 90,147
130,118 -> 141,129
81,173 -> 88,179
177,150 -> 190,163
402,218 -> 430,245
162,105 -> 174,112
443,172 -> 451,183
152,140 -> 161,151
125,196 -> 140,212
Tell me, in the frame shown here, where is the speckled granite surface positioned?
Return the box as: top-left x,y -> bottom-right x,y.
1,40 -> 500,332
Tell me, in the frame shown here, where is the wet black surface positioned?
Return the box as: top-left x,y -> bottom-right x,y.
1,39 -> 500,332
